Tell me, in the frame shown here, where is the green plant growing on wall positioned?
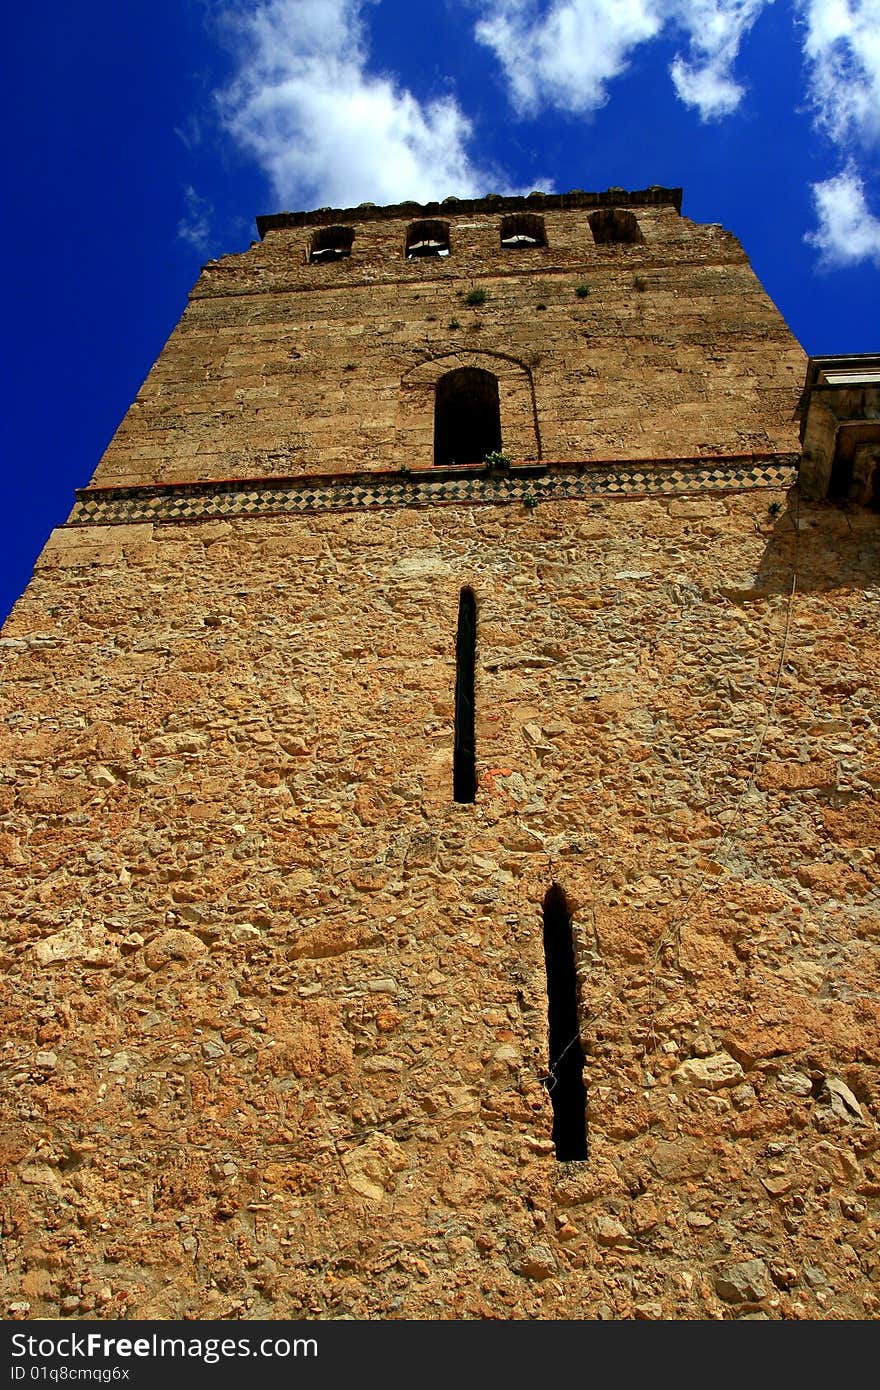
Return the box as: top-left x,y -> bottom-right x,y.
464,288 -> 488,307
484,450 -> 511,469
523,492 -> 538,509
448,318 -> 461,329
575,283 -> 591,299
633,275 -> 647,292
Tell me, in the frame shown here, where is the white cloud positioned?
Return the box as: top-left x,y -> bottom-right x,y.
807,166 -> 880,266
473,0 -> 771,121
797,0 -> 880,148
212,0 -> 880,269
669,57 -> 745,115
174,115 -> 203,153
218,0 -> 494,208
474,0 -> 663,115
178,185 -> 215,252
796,2 -> 880,267
669,1 -> 770,118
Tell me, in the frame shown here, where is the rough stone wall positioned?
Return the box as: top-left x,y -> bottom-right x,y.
89,197 -> 804,488
1,193 -> 877,1321
1,491 -> 878,1320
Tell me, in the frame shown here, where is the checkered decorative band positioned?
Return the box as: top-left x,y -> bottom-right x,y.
70,456 -> 800,527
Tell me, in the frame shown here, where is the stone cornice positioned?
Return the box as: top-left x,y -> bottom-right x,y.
256,188 -> 683,239
70,454 -> 799,528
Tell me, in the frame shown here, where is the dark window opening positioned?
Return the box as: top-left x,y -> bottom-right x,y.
453,587 -> 477,804
309,226 -> 355,263
828,451 -> 853,501
500,212 -> 547,249
434,368 -> 501,467
406,219 -> 450,258
588,208 -> 643,245
830,441 -> 880,507
542,883 -> 587,1161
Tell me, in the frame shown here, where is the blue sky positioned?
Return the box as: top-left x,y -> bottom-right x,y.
3,0 -> 879,624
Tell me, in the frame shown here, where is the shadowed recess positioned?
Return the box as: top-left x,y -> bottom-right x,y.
406,219 -> 450,258
542,883 -> 587,1161
308,225 -> 354,262
588,208 -> 643,244
453,586 -> 477,803
434,368 -> 502,467
500,211 -> 547,248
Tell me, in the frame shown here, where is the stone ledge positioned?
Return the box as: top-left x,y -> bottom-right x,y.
70,454 -> 799,528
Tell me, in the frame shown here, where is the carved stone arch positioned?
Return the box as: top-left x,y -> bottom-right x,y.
397,350 -> 540,468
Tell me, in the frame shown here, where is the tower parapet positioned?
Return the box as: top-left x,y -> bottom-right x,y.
83,188 -> 804,495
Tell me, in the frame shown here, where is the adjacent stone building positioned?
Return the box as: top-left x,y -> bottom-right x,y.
1,189 -> 878,1320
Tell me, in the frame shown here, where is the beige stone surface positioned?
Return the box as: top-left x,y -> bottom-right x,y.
84,198 -> 803,489
0,194 -> 877,1321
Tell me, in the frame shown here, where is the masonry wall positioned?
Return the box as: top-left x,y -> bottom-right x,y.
1,490 -> 878,1320
0,194 -> 877,1321
89,198 -> 804,488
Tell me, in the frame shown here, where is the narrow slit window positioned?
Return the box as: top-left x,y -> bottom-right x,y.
309,225 -> 354,263
434,368 -> 501,467
406,219 -> 450,258
588,208 -> 643,245
500,212 -> 546,249
453,587 -> 477,804
542,884 -> 587,1161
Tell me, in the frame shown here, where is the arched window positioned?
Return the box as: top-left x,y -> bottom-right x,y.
453,588 -> 477,804
588,208 -> 643,245
406,219 -> 450,258
542,884 -> 587,1161
309,226 -> 354,263
434,368 -> 501,467
500,212 -> 546,249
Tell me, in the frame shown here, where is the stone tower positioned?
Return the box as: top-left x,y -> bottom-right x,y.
1,190 -> 878,1321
